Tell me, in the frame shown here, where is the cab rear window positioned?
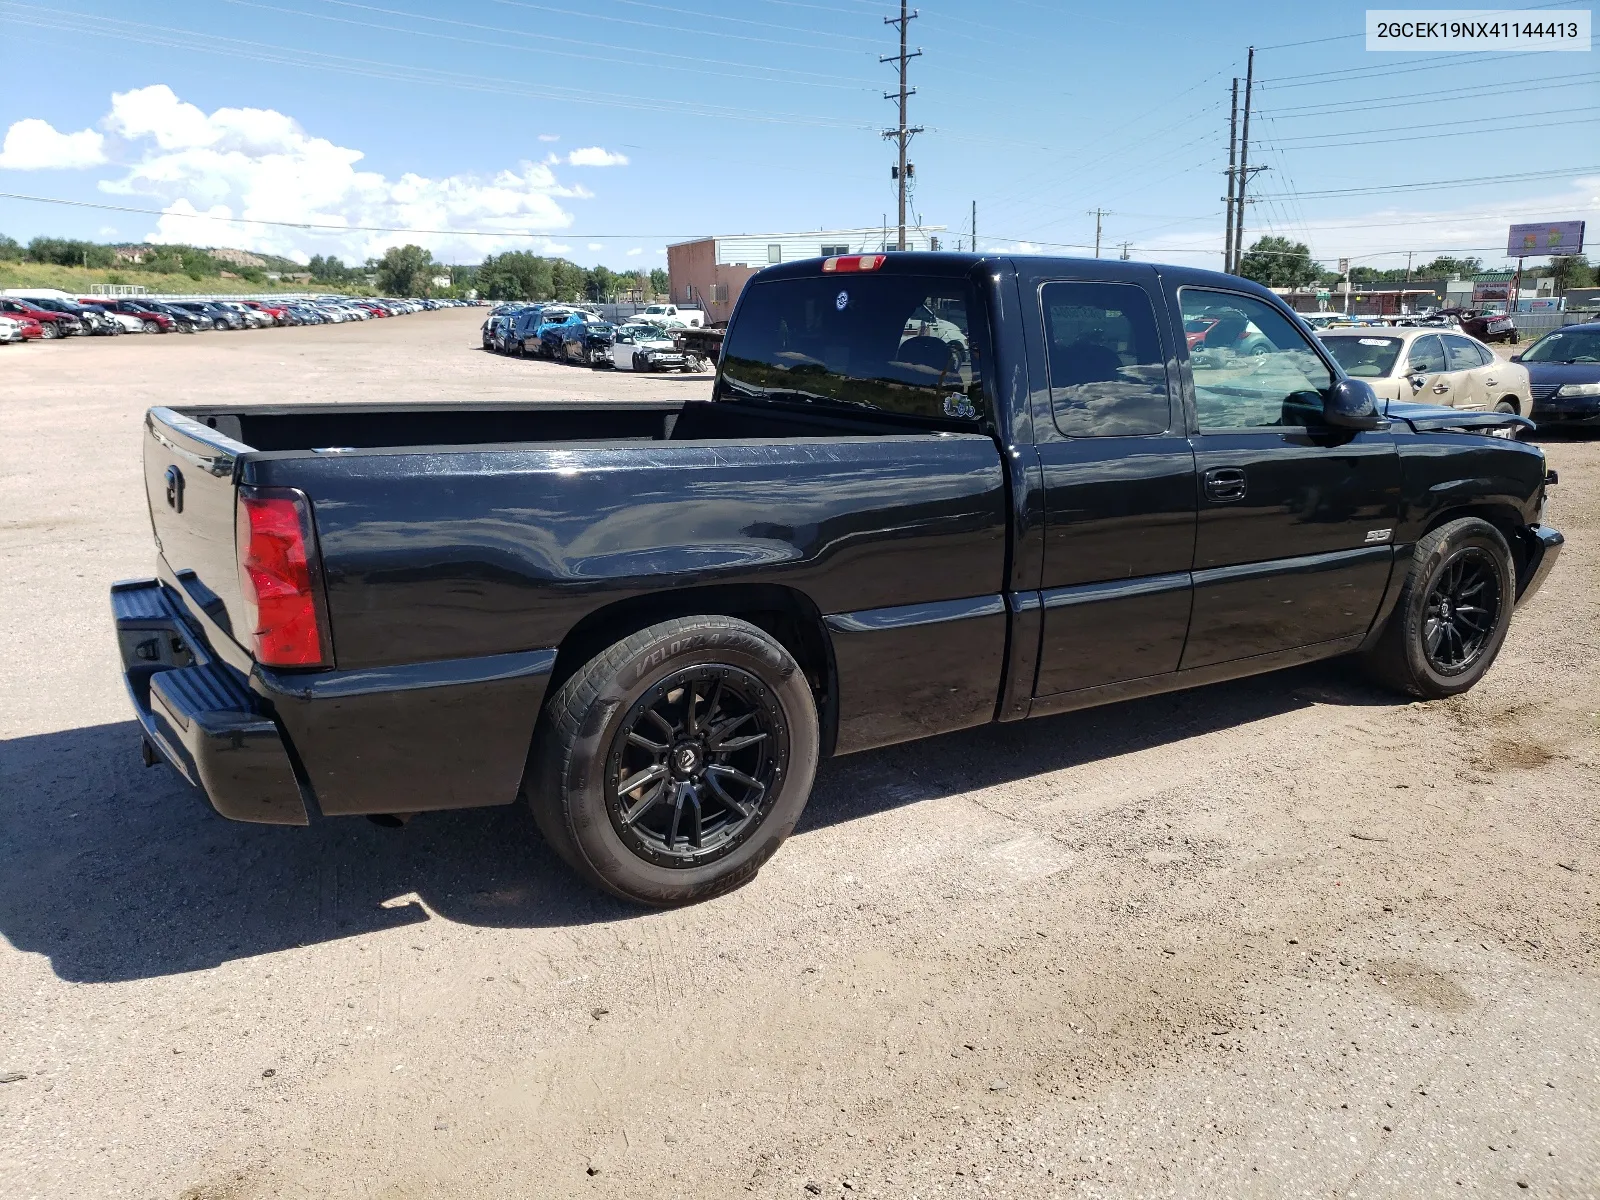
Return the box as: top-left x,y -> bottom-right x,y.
718,275 -> 986,424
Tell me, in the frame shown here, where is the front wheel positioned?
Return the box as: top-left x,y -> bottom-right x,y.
528,616 -> 820,906
40,322 -> 60,339
1361,517 -> 1515,699
143,320 -> 161,333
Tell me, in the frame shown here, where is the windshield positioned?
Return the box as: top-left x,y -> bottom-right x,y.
1521,329 -> 1600,363
1320,335 -> 1404,378
718,274 -> 985,423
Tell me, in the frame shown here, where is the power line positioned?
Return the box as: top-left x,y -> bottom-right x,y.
1265,115 -> 1599,151
1255,165 -> 1600,201
1263,72 -> 1600,117
0,7 -> 875,126
1266,105 -> 1598,144
0,191 -> 701,240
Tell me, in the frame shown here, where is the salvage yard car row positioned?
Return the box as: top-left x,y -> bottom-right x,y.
0,291 -> 475,343
480,302 -> 713,372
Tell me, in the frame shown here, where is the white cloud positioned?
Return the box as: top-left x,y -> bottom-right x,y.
1138,178 -> 1600,271
587,242 -> 604,251
88,84 -> 598,262
0,118 -> 107,170
538,134 -> 560,143
566,146 -> 629,168
627,247 -> 643,256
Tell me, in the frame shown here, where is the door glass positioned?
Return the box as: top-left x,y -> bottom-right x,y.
1181,290 -> 1334,430
1443,334 -> 1483,373
1408,335 -> 1446,373
1041,281 -> 1171,436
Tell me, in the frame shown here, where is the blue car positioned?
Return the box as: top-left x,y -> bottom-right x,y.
1516,321 -> 1600,429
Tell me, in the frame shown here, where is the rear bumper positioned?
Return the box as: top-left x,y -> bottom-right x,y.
1515,525 -> 1563,608
111,578 -> 308,825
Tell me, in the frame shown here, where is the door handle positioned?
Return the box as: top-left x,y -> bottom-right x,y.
1203,467 -> 1247,503
1485,377 -> 1498,385
1432,383 -> 1450,394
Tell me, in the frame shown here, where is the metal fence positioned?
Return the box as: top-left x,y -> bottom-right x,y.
1513,311 -> 1597,338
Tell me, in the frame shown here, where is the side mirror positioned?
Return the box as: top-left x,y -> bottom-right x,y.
1324,377 -> 1384,430
1510,354 -> 1522,363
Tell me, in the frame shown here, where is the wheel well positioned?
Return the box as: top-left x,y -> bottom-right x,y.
542,584 -> 838,756
1420,505 -> 1531,579
1497,395 -> 1521,414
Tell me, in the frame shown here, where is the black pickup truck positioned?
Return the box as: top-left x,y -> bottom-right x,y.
114,253 -> 1563,904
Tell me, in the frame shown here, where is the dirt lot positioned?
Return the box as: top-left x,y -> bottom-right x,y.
2,308 -> 1597,1199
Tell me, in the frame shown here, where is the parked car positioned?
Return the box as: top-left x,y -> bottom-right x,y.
1318,327 -> 1530,416
75,302 -> 146,334
641,302 -> 706,328
0,296 -> 82,338
171,301 -> 244,330
84,298 -> 177,333
534,309 -> 596,358
21,295 -> 121,335
1437,307 -> 1518,344
0,315 -> 25,344
1513,321 -> 1600,429
556,318 -> 615,366
610,322 -> 690,371
114,252 -> 1561,905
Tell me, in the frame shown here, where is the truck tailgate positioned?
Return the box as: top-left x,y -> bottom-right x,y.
143,407 -> 251,652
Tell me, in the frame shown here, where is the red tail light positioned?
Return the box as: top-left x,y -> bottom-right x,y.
236,488 -> 327,666
822,254 -> 885,273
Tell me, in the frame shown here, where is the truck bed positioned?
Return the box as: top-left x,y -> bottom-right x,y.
183,398 -> 948,454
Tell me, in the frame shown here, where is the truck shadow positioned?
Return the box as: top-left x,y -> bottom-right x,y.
0,662 -> 1388,983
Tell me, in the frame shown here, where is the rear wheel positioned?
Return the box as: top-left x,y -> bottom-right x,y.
528,616 -> 819,906
40,322 -> 59,339
1361,517 -> 1515,699
1495,399 -> 1518,415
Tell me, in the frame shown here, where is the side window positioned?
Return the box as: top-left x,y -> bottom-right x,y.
1041,281 -> 1171,437
1443,334 -> 1483,373
1408,334 -> 1446,374
1181,290 -> 1334,430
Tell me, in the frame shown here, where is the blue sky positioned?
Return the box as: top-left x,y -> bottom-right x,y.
0,0 -> 1595,272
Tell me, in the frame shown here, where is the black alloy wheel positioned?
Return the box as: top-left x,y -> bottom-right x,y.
606,666 -> 789,868
1362,516 -> 1515,699
1421,548 -> 1502,676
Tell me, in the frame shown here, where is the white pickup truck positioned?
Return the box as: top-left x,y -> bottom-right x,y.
641,303 -> 705,329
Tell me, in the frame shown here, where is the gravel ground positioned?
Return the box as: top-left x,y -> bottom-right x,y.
1,308 -> 1596,1199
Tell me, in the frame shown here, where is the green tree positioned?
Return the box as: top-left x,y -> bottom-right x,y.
477,251 -> 553,300
1415,256 -> 1481,279
0,233 -> 21,261
648,267 -> 668,297
375,244 -> 435,295
1550,254 -> 1592,293
551,259 -> 585,301
585,264 -> 616,302
1237,236 -> 1321,288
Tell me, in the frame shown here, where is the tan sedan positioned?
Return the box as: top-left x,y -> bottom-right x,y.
1317,327 -> 1531,415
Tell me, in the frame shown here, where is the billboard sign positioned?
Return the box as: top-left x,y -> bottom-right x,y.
1507,221 -> 1585,257
1473,280 -> 1511,304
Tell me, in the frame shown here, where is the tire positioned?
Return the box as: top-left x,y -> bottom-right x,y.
1495,399 -> 1518,415
1361,517 -> 1515,700
40,322 -> 59,340
142,320 -> 160,334
528,616 -> 820,906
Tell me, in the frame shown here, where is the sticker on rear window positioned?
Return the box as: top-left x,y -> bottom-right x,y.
835,290 -> 849,311
1358,338 -> 1390,346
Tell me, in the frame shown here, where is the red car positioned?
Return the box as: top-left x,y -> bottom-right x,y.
243,300 -> 290,325
0,297 -> 83,339
79,297 -> 176,333
1184,315 -> 1219,350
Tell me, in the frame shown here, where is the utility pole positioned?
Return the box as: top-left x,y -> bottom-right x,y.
1231,46 -> 1255,271
1089,208 -> 1109,258
1223,77 -> 1239,272
881,1 -> 923,252
1119,241 -> 1132,261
